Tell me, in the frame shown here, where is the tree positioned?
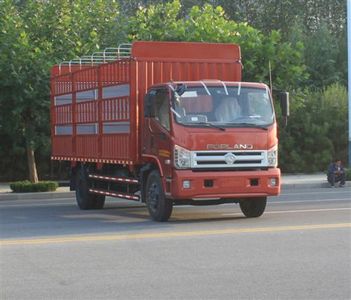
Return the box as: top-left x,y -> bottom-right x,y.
279,83 -> 347,172
0,0 -> 346,178
0,1 -> 48,182
129,0 -> 307,90
184,0 -> 346,38
302,22 -> 345,88
0,0 -> 122,182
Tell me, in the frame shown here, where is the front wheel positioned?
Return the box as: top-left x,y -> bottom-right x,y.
239,197 -> 267,218
145,170 -> 173,222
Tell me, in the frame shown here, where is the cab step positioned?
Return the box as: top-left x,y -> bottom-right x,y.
88,174 -> 139,184
89,188 -> 139,201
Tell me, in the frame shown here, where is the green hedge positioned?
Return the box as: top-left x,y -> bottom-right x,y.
10,181 -> 58,193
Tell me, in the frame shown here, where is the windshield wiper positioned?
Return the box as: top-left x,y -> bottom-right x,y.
185,122 -> 226,131
228,123 -> 268,130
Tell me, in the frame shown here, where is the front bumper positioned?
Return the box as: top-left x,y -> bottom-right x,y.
169,168 -> 280,200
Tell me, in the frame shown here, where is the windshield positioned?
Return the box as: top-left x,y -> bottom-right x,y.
172,85 -> 274,128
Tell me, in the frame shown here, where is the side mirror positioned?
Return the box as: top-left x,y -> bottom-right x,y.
144,94 -> 155,117
280,92 -> 289,117
279,92 -> 289,126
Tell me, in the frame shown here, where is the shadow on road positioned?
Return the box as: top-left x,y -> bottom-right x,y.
0,199 -> 247,239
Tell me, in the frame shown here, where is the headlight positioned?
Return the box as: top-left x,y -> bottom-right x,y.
174,145 -> 191,169
267,146 -> 278,167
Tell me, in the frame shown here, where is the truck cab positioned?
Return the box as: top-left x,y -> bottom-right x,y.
142,80 -> 280,220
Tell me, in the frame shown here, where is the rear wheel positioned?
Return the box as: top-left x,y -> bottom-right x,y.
145,170 -> 173,222
239,197 -> 267,218
75,165 -> 105,210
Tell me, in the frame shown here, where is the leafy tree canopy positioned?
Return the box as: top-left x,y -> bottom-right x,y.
0,0 -> 122,181
0,0 -> 347,180
129,0 -> 307,90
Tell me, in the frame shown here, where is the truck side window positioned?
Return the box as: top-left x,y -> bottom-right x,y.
151,89 -> 170,131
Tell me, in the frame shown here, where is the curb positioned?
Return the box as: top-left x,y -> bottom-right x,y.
281,181 -> 351,190
0,182 -> 349,201
0,191 -> 75,201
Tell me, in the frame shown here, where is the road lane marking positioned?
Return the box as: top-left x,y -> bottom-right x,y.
267,207 -> 351,214
270,198 -> 351,204
0,189 -> 349,204
0,197 -> 75,203
280,190 -> 351,196
223,207 -> 351,216
0,203 -> 74,208
1,197 -> 350,208
1,223 -> 350,246
0,203 -> 145,208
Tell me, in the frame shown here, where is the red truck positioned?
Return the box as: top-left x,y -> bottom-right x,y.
51,41 -> 289,221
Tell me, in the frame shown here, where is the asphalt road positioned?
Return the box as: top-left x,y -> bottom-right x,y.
0,187 -> 350,300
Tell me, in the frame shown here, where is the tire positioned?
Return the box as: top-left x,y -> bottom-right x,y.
145,170 -> 173,222
239,197 -> 267,218
75,165 -> 105,210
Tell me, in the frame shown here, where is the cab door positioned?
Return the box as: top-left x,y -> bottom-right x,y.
143,87 -> 173,176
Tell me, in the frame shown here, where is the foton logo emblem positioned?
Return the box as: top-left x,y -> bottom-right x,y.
224,153 -> 236,164
207,144 -> 254,150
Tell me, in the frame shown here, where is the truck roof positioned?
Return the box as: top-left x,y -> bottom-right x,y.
52,41 -> 242,77
152,81 -> 269,90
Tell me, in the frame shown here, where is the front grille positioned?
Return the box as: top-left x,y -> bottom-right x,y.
191,150 -> 267,169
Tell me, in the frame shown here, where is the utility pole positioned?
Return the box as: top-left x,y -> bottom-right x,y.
348,0 -> 351,166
